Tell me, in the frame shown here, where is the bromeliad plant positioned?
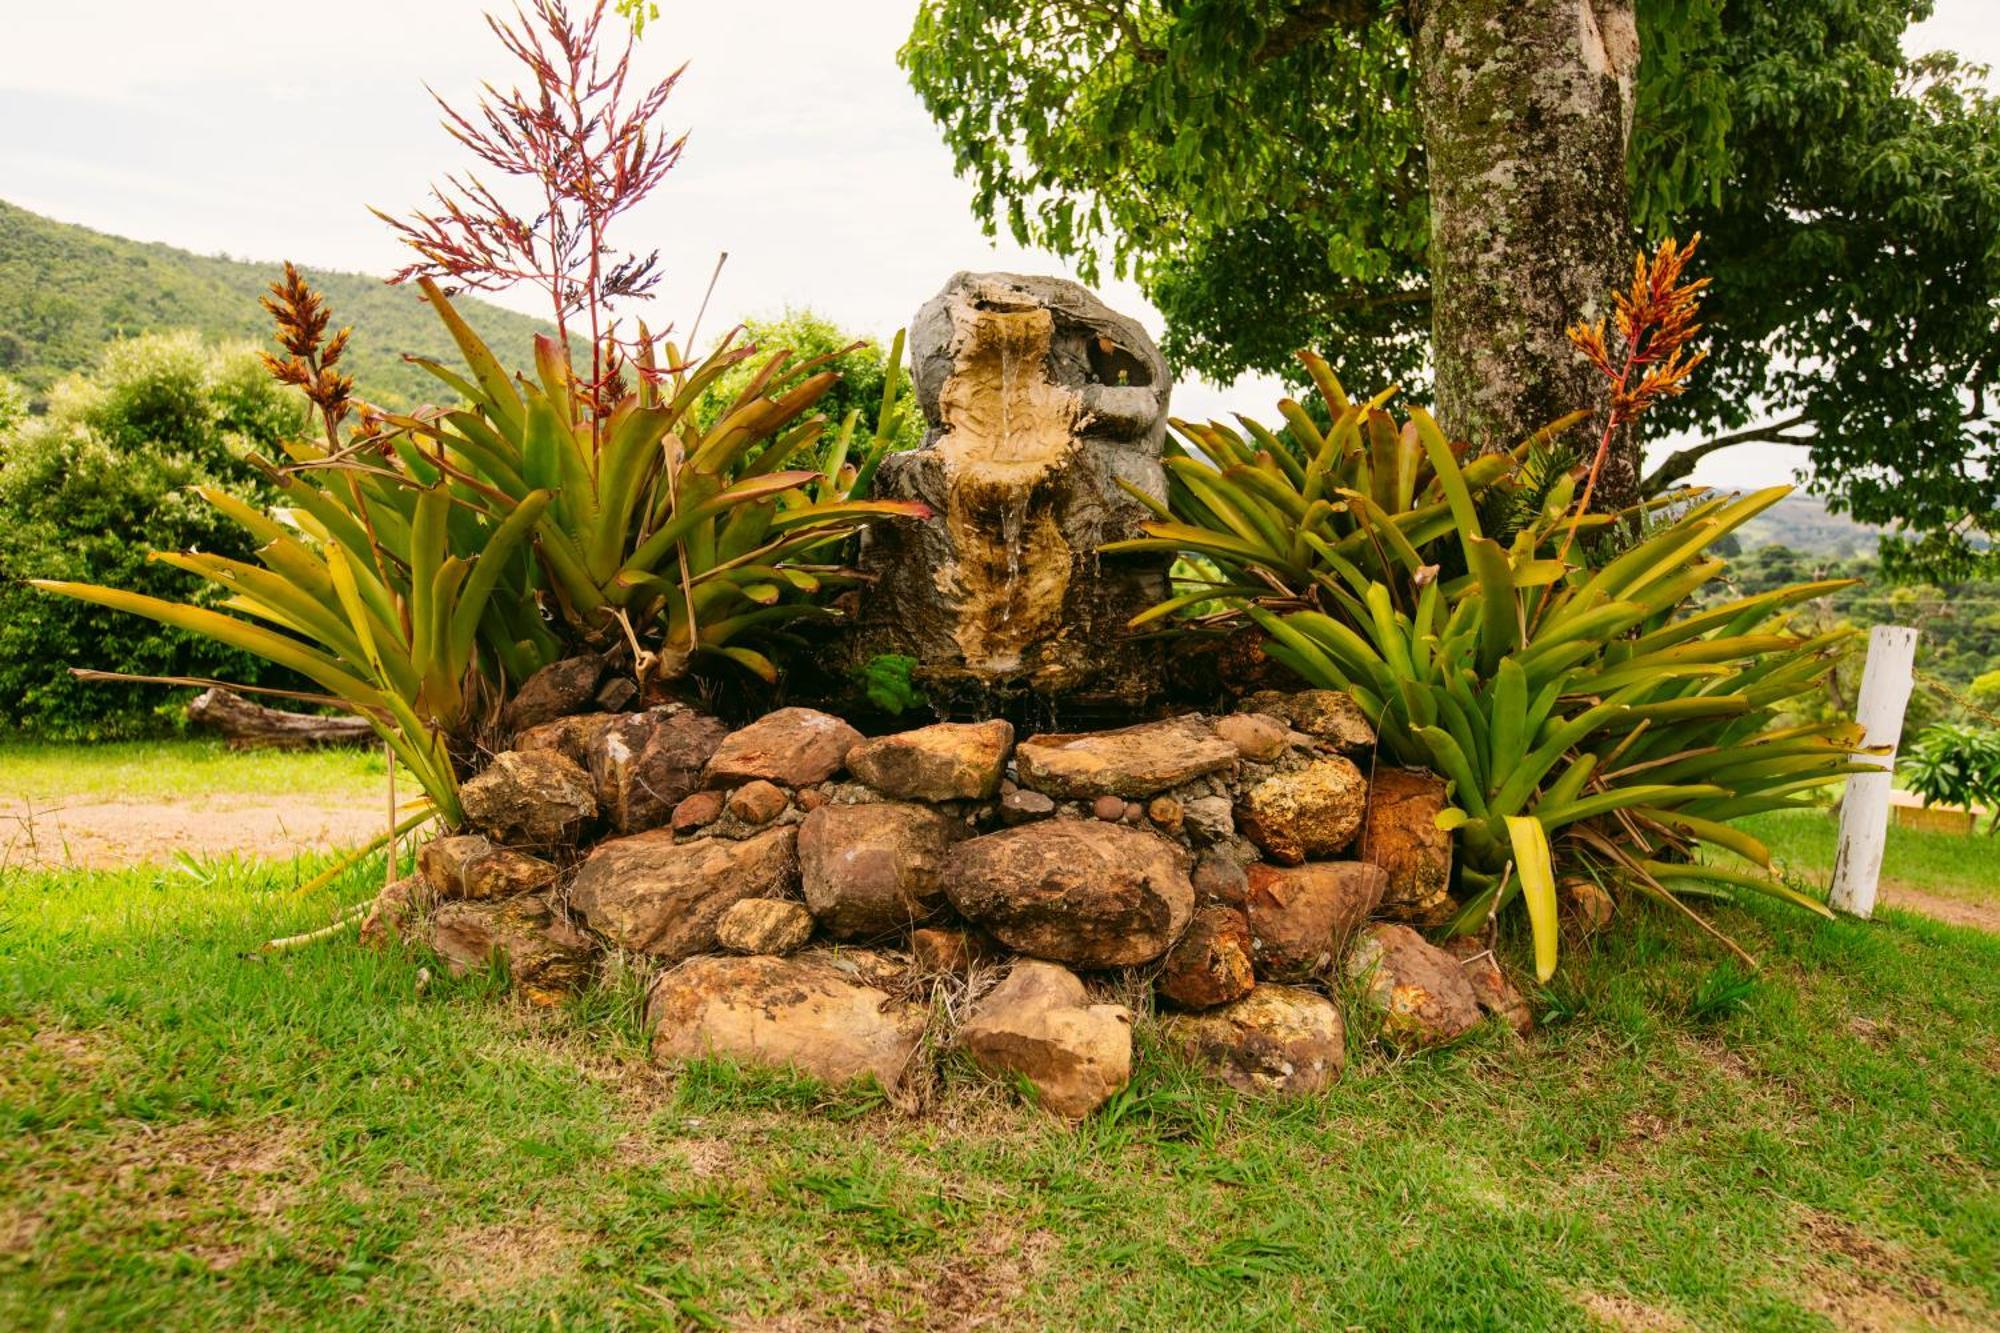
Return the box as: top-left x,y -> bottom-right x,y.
33,1 -> 928,824
1109,241 -> 1870,979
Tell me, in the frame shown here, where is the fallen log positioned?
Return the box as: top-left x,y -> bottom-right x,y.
187,687 -> 374,750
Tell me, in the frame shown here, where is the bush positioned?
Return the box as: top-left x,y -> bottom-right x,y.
696,310 -> 924,464
1899,722 -> 2000,828
1109,357 -> 1863,976
0,333 -> 303,739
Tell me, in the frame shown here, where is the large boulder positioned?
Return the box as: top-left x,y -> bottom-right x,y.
588,706 -> 731,835
416,834 -> 557,901
501,654 -> 604,735
1013,715 -> 1237,799
702,707 -> 862,788
1235,756 -> 1368,864
1155,905 -> 1257,1011
851,272 -> 1172,709
1345,923 -> 1484,1050
943,821 -> 1194,968
846,719 -> 1014,802
797,802 -> 968,940
459,749 -> 598,847
1162,985 -> 1345,1097
647,951 -> 928,1091
570,826 -> 797,960
1244,861 -> 1386,981
960,961 -> 1132,1118
428,892 -> 595,1005
1361,767 -> 1456,925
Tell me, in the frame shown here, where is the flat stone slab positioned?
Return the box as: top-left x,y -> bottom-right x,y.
1014,715 -> 1237,799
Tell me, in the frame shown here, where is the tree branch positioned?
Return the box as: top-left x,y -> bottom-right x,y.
1257,1 -> 1382,62
1642,413 -> 1815,494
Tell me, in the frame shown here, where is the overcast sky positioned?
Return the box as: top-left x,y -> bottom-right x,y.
2,1 -> 1993,488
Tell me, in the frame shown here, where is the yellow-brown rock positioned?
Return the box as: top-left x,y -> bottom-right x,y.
1235,756 -> 1368,864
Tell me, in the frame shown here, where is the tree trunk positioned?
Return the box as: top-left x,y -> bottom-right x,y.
186,687 -> 375,749
1413,0 -> 1641,508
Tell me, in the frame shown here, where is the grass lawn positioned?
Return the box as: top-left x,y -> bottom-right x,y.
2,839 -> 1996,1328
0,739 -> 393,806
1742,808 -> 2000,909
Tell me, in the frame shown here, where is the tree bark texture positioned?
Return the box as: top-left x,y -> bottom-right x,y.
1413,0 -> 1641,507
186,687 -> 374,749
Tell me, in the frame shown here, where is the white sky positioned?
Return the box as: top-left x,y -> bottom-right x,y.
1,0 -> 1993,488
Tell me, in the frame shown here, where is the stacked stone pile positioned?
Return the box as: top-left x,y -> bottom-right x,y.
366,659 -> 1532,1118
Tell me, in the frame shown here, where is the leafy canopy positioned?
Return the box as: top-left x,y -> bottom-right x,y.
901,0 -> 2000,575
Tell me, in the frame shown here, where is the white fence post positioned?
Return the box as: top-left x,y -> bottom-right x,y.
1829,625 -> 1919,919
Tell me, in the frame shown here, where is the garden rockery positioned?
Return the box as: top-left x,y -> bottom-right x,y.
368,672 -> 1534,1118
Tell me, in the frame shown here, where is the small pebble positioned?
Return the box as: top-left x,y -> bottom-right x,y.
670,790 -> 724,833
1093,794 -> 1126,822
727,779 -> 789,825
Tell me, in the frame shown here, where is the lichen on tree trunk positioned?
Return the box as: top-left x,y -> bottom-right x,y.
1413,0 -> 1641,509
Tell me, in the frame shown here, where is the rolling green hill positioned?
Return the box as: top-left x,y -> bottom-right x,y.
0,199 -> 551,406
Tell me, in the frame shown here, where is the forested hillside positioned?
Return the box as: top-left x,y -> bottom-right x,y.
0,200 -> 550,405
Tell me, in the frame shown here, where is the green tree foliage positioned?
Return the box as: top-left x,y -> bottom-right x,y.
696,310 -> 925,461
0,199 -> 550,406
1899,722 -> 2000,825
0,333 -> 305,738
901,0 -> 2000,575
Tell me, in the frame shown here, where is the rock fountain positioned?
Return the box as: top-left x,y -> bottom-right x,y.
853,272 -> 1173,713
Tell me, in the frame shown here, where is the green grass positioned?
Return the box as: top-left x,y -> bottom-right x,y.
2,849 -> 1995,1329
1741,808 -> 2000,907
0,740 -> 391,805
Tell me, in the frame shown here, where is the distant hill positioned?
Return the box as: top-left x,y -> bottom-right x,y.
0,199 -> 551,406
1734,494 -> 1885,559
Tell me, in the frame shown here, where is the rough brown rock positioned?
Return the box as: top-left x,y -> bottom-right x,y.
1146,796 -> 1184,834
1235,756 -> 1367,864
513,712 -> 619,767
1345,923 -> 1484,1050
727,779 -> 789,825
909,926 -> 999,973
1163,985 -> 1345,1097
703,707 -> 863,788
670,790 -> 724,834
1156,906 -> 1257,1010
1214,712 -> 1289,761
1241,689 -> 1376,754
797,803 -> 968,940
999,789 -> 1056,825
570,827 -> 798,960
1014,714 -> 1237,799
647,951 -> 927,1091
846,719 -> 1014,801
429,892 -> 595,1004
1361,767 -> 1456,925
715,898 -> 816,956
589,706 -> 731,835
1442,937 -> 1534,1036
359,876 -> 422,947
1561,877 -> 1616,932
961,961 -> 1132,1118
1245,861 -> 1386,981
416,834 -> 557,901
1092,794 -> 1126,822
501,654 -> 604,734
460,749 -> 597,847
1191,850 -> 1250,908
944,821 -> 1194,967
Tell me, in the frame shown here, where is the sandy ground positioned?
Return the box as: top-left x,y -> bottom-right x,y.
1,795 -> 390,871
1876,881 -> 2000,933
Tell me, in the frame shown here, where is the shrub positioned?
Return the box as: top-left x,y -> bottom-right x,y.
1899,722 -> 2000,829
1109,241 -> 1866,977
696,310 -> 925,466
0,334 -> 303,739
35,1 -> 928,820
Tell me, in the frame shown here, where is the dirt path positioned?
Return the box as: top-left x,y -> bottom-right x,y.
1877,881 -> 2000,933
1,796 -> 390,871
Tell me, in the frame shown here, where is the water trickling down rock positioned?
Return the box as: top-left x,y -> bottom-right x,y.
855,272 -> 1171,710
